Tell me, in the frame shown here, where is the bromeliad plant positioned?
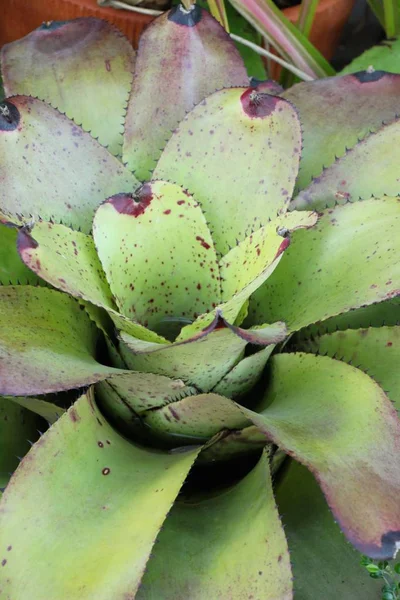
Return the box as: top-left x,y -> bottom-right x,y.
0,8 -> 399,600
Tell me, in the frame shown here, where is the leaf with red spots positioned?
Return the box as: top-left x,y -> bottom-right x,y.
0,223 -> 41,285
93,181 -> 221,331
276,461 -> 382,600
136,450 -> 292,600
0,390 -> 200,599
0,96 -> 139,233
119,315 -> 287,391
96,371 -> 197,437
1,18 -> 135,157
154,87 -> 301,256
0,397 -> 43,488
249,198 -> 400,333
282,71 -> 400,191
17,221 -> 168,345
296,326 -> 400,408
245,353 -> 400,559
292,120 -> 400,211
0,286 -> 126,396
122,5 -> 247,180
18,223 -> 115,309
219,210 -> 317,322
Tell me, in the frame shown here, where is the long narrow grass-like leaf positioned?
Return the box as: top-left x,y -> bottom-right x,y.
297,0 -> 319,37
367,0 -> 385,27
208,0 -> 230,30
368,0 -> 400,36
383,0 -> 398,37
229,0 -> 334,78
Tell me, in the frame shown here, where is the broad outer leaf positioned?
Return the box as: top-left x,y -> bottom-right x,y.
0,286 -> 125,396
1,18 -> 135,156
0,96 -> 139,233
293,120 -> 400,210
249,353 -> 400,558
219,210 -> 317,322
137,450 -> 292,600
0,397 -> 42,488
154,87 -> 301,255
294,297 -> 400,340
283,71 -> 400,191
0,222 -> 40,285
123,5 -> 248,180
119,317 -> 287,391
248,198 -> 400,332
276,461 -> 382,600
298,326 -> 400,408
0,391 -> 200,600
18,223 -> 115,309
93,182 -> 220,328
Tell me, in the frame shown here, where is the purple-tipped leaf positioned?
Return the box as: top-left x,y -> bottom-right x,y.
1,18 -> 135,156
123,5 -> 248,180
246,353 -> 400,559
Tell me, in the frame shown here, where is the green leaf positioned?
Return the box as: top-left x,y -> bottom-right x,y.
212,345 -> 274,399
293,119 -> 400,211
143,392 -> 250,440
365,564 -> 381,574
1,18 -> 135,157
283,72 -> 400,192
228,0 -> 334,78
122,6 -> 248,180
119,316 -> 287,391
154,87 -> 301,256
97,371 -> 197,416
296,326 -> 400,408
199,425 -> 267,462
341,39 -> 400,76
275,461 -> 383,599
219,210 -> 317,322
248,198 -> 400,333
92,182 -> 221,329
225,0 -> 266,78
16,222 -> 167,345
246,353 -> 400,558
0,286 -> 125,396
294,297 -> 400,341
18,223 -> 115,309
0,96 -> 139,233
0,390 -> 200,599
3,395 -> 65,424
0,222 -> 40,285
0,397 -> 43,488
137,450 -> 292,599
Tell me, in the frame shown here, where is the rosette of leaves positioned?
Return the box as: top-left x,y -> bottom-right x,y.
0,9 -> 399,600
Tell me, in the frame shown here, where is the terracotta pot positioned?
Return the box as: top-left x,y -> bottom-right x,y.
0,0 -> 354,66
0,0 -> 154,48
269,0 -> 356,79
